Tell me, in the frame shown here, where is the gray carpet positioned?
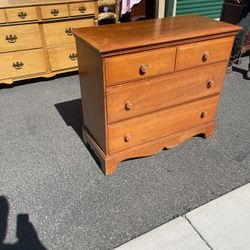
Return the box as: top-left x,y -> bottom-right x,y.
0,58 -> 250,250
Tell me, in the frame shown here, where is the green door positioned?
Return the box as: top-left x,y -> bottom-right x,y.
166,0 -> 224,19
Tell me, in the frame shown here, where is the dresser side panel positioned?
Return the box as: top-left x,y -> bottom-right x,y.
76,38 -> 106,153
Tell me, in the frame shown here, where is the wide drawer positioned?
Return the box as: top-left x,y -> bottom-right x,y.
0,10 -> 6,23
108,95 -> 219,154
6,7 -> 38,22
40,4 -> 69,19
175,37 -> 234,71
105,47 -> 176,86
0,24 -> 42,53
0,49 -> 47,80
43,18 -> 94,47
47,44 -> 78,71
107,62 -> 227,123
69,2 -> 95,16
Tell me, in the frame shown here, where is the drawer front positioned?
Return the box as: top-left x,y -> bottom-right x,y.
108,95 -> 219,154
47,44 -> 78,71
40,4 -> 69,19
43,18 -> 94,47
105,47 -> 176,86
0,49 -> 47,80
69,2 -> 95,16
6,7 -> 38,22
175,37 -> 234,71
0,10 -> 6,23
0,24 -> 42,53
107,62 -> 227,123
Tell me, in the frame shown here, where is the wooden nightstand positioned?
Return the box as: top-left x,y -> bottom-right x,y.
74,16 -> 240,175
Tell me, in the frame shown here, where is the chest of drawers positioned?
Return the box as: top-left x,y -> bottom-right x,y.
0,0 -> 98,85
74,15 -> 241,175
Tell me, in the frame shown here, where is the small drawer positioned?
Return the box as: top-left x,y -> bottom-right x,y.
0,10 -> 6,23
43,18 -> 94,47
69,2 -> 95,16
0,24 -> 42,53
40,4 -> 69,19
6,7 -> 38,22
105,47 -> 176,86
175,37 -> 234,71
107,62 -> 227,123
0,49 -> 47,80
108,95 -> 219,154
47,44 -> 78,71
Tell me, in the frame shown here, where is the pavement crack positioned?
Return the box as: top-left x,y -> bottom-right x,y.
183,215 -> 214,250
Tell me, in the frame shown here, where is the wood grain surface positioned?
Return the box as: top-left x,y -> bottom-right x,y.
0,23 -> 42,53
106,62 -> 228,123
74,15 -> 241,53
0,0 -> 97,8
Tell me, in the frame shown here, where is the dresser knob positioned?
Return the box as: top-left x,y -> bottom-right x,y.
202,52 -> 210,62
79,6 -> 87,13
69,53 -> 77,61
200,111 -> 207,119
5,34 -> 17,43
12,61 -> 24,70
65,28 -> 73,36
124,133 -> 131,142
51,9 -> 59,16
140,64 -> 148,75
125,101 -> 133,110
18,11 -> 27,19
207,80 -> 214,89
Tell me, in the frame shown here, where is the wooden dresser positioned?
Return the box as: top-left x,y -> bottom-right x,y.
73,15 -> 240,175
0,0 -> 98,85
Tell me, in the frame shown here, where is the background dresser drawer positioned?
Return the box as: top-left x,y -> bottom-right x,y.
6,7 -> 38,22
105,47 -> 176,86
175,37 -> 234,71
40,4 -> 69,19
47,44 -> 77,71
0,10 -> 6,23
0,49 -> 47,80
0,24 -> 42,53
108,95 -> 219,154
43,18 -> 94,46
69,2 -> 95,16
107,62 -> 227,123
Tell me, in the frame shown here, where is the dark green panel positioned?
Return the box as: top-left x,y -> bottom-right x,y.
176,0 -> 223,19
165,0 -> 175,16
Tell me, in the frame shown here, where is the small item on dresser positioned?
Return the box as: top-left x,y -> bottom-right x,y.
73,15 -> 241,175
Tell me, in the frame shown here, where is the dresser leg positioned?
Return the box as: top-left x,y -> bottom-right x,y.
101,160 -> 119,175
82,122 -> 216,175
203,121 -> 216,139
82,127 -> 120,175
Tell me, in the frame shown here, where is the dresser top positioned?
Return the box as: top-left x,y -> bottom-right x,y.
0,0 -> 96,8
74,15 -> 241,54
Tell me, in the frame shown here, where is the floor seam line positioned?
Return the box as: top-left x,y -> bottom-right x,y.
183,215 -> 214,250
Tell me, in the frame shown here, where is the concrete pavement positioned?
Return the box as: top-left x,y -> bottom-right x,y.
115,183 -> 250,250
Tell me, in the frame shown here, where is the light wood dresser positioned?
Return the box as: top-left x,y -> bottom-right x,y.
0,0 -> 98,85
73,15 -> 241,175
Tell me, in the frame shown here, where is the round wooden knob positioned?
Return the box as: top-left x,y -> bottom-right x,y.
202,52 -> 210,62
200,111 -> 207,119
207,80 -> 214,89
125,101 -> 133,110
124,133 -> 131,142
140,64 -> 148,74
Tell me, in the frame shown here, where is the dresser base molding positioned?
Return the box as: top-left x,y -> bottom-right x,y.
0,68 -> 77,85
82,121 -> 216,175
